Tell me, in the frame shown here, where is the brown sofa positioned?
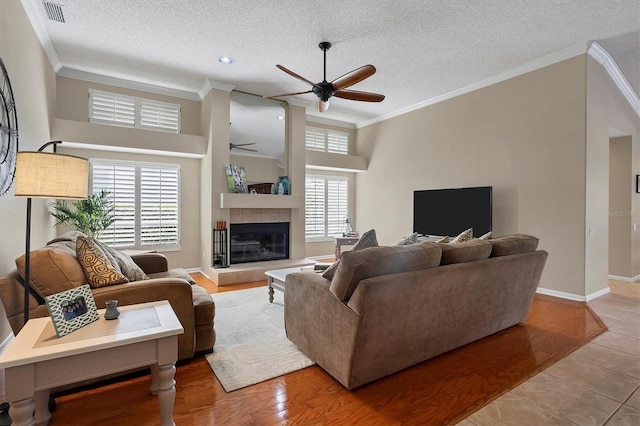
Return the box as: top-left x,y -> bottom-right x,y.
0,235 -> 215,361
284,234 -> 547,389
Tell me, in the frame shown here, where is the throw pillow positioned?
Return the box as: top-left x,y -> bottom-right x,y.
435,236 -> 450,243
76,236 -> 129,288
329,241 -> 442,301
439,240 -> 492,265
489,234 -> 539,257
478,231 -> 492,240
15,244 -> 87,298
322,229 -> 378,280
395,232 -> 419,246
93,239 -> 149,282
451,228 -> 473,243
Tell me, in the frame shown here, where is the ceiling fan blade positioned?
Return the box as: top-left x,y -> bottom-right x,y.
263,90 -> 312,99
318,99 -> 329,113
334,89 -> 385,102
330,65 -> 376,91
233,143 -> 256,147
276,65 -> 316,86
236,147 -> 258,152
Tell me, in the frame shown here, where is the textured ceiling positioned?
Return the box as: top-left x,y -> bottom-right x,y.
23,0 -> 640,126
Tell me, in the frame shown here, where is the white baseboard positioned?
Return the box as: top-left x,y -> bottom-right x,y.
585,286 -> 611,302
536,286 -> 611,302
608,274 -> 640,283
536,287 -> 585,302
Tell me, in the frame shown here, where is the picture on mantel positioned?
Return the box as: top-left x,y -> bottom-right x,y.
225,164 -> 248,193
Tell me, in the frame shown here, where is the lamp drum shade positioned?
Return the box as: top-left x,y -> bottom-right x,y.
15,152 -> 88,199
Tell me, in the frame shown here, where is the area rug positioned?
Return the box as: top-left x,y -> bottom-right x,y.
205,287 -> 315,392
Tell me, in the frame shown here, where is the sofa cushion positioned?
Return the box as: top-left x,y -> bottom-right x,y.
93,240 -> 149,282
323,229 -> 378,280
15,244 -> 87,298
395,232 -> 419,246
489,234 -> 539,257
451,228 -> 473,243
329,241 -> 442,301
439,239 -> 492,265
76,236 -> 129,288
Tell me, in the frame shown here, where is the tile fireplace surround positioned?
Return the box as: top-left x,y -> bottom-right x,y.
211,208 -> 313,286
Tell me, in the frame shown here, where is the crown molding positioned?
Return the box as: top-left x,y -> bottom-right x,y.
356,43 -> 589,128
198,79 -> 236,99
21,0 -> 62,72
588,41 -> 640,117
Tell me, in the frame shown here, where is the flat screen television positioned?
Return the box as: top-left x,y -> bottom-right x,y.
413,186 -> 492,237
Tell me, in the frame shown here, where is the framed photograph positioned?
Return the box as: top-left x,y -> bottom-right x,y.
45,284 -> 99,337
637,175 -> 640,193
225,164 -> 248,193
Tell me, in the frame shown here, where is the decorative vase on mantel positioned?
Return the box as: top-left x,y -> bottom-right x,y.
276,176 -> 290,195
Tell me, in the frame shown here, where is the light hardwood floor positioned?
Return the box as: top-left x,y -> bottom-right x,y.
45,274 -> 615,426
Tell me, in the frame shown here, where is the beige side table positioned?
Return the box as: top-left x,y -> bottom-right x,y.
0,300 -> 183,426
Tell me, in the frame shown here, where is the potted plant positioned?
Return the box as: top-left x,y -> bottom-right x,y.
50,189 -> 116,237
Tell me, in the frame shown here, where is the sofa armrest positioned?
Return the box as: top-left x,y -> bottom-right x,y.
284,271 -> 361,388
131,253 -> 168,274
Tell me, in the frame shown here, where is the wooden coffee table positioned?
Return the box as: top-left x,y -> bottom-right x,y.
0,300 -> 183,426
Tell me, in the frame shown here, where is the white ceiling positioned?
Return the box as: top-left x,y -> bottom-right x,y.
23,0 -> 640,127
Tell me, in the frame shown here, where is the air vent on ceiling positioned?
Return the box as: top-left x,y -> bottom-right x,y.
42,1 -> 65,23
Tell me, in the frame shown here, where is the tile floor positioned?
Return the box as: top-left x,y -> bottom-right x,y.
458,280 -> 640,426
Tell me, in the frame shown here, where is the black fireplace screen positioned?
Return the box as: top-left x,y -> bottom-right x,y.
229,222 -> 289,264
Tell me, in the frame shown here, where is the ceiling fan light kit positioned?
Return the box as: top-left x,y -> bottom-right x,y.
265,41 -> 385,112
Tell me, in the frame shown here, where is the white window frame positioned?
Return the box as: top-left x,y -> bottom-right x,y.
89,89 -> 181,133
305,126 -> 349,154
305,174 -> 349,242
90,159 -> 181,251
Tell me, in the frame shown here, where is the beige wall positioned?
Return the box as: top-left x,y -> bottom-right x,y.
356,56 -> 588,296
0,0 -> 58,275
587,52 -> 640,289
609,136 -> 634,277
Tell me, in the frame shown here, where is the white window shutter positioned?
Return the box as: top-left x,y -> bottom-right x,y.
305,126 -> 349,154
91,161 -> 136,248
139,100 -> 180,133
140,165 -> 180,248
91,160 -> 180,251
326,178 -> 348,237
305,177 -> 326,239
305,175 -> 348,240
89,89 -> 180,133
89,90 -> 135,128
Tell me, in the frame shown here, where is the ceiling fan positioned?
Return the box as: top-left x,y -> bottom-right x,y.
264,41 -> 385,112
230,142 -> 257,152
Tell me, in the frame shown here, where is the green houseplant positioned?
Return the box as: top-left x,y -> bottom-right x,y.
50,189 -> 116,237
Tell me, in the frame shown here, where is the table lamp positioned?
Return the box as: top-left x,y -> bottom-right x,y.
14,141 -> 88,326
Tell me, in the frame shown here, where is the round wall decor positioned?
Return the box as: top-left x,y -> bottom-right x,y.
0,56 -> 19,196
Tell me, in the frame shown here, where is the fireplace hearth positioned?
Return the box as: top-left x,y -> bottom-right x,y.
229,222 -> 289,264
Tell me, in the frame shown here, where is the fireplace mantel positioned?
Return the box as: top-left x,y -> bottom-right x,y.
219,193 -> 304,209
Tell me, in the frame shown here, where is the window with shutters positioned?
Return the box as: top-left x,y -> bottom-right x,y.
90,159 -> 180,251
89,89 -> 181,133
305,175 -> 348,241
305,126 -> 349,154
